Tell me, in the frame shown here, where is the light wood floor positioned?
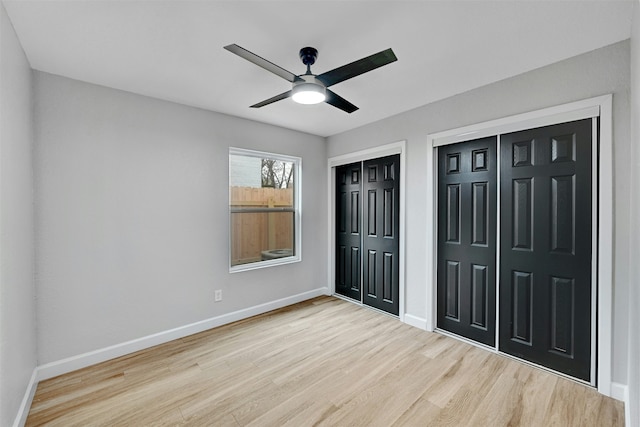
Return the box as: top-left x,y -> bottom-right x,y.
26,296 -> 624,426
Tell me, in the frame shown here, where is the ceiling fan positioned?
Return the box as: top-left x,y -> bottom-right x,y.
224,44 -> 397,113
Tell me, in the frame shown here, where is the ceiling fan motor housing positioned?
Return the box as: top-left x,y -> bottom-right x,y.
294,74 -> 325,88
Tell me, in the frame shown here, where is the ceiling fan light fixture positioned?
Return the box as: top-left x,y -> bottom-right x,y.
292,82 -> 326,105
224,43 -> 397,113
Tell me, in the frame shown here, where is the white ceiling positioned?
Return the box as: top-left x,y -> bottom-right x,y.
2,0 -> 634,137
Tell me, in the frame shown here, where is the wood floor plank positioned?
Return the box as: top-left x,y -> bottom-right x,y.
464,373 -> 524,426
424,346 -> 492,408
25,296 -> 624,426
509,366 -> 559,426
390,397 -> 442,426
420,353 -> 509,426
318,351 -> 454,426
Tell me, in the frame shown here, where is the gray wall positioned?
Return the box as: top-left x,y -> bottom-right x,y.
0,3 -> 36,426
628,1 -> 640,424
34,72 -> 327,364
327,40 -> 631,385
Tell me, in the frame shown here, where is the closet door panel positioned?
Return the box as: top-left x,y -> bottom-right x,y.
499,118 -> 593,382
437,137 -> 497,346
362,155 -> 400,315
335,162 -> 362,301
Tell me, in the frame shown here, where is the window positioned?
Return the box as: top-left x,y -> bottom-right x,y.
229,148 -> 301,272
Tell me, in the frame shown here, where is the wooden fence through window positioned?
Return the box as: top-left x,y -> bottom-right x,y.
230,186 -> 294,266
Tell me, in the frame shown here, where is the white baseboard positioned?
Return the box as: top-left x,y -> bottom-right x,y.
610,381 -> 628,402
609,382 -> 629,426
12,368 -> 38,427
403,313 -> 427,330
36,287 -> 329,382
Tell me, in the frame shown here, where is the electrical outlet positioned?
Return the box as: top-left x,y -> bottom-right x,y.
214,290 -> 222,302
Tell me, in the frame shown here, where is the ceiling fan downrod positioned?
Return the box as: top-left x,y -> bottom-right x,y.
299,47 -> 318,75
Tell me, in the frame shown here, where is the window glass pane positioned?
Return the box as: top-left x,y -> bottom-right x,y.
229,150 -> 299,270
230,211 -> 294,266
230,154 -> 295,194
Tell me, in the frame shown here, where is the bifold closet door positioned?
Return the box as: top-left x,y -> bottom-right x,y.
362,155 -> 400,315
437,137 -> 497,346
499,119 -> 593,382
335,162 -> 362,301
335,155 -> 400,316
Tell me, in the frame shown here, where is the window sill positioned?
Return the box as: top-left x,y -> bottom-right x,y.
229,255 -> 301,273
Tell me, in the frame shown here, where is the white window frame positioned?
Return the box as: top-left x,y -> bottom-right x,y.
229,147 -> 302,273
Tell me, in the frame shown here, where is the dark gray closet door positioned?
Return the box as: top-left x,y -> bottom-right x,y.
335,162 -> 362,301
499,119 -> 593,382
362,155 -> 400,315
437,137 -> 497,346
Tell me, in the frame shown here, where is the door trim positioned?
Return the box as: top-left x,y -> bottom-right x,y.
426,95 -> 613,396
328,141 -> 406,321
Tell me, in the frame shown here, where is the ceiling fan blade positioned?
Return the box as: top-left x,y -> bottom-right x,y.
250,90 -> 292,108
316,48 -> 397,88
325,89 -> 358,113
224,44 -> 301,83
